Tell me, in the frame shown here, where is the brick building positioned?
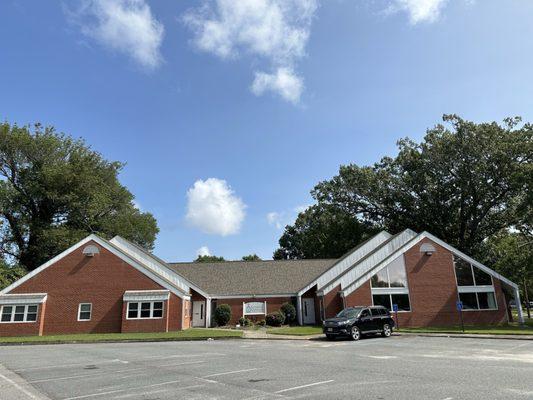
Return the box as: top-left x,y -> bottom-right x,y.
0,230 -> 525,336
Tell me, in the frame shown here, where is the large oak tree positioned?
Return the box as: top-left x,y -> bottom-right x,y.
0,123 -> 159,271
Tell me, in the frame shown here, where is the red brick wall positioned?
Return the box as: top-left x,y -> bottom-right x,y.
213,297 -> 292,326
322,284 -> 344,319
3,240 -> 185,335
328,238 -> 509,328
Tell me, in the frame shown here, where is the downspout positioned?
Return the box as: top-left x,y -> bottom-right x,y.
514,287 -> 525,325
205,298 -> 212,328
297,296 -> 303,326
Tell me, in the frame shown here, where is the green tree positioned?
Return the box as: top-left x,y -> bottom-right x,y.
0,259 -> 26,290
482,232 -> 532,318
273,204 -> 378,259
194,255 -> 225,263
242,254 -> 261,261
0,123 -> 159,271
311,115 -> 532,258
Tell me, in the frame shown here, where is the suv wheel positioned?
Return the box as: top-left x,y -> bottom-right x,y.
381,324 -> 392,337
350,326 -> 361,341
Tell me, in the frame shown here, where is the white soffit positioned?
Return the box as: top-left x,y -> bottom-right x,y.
123,290 -> 170,302
0,293 -> 48,305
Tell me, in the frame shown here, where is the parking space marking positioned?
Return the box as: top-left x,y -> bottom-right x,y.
15,359 -> 125,372
141,352 -> 226,360
0,371 -> 43,400
61,381 -> 204,400
274,380 -> 334,394
28,367 -> 147,384
158,360 -> 206,368
367,355 -> 397,359
203,368 -> 260,378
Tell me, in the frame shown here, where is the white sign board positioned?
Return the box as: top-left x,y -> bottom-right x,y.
243,301 -> 266,315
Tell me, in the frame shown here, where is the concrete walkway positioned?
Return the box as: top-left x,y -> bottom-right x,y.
242,329 -> 323,340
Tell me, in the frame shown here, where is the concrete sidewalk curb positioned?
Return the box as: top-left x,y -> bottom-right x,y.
0,336 -> 243,346
0,363 -> 52,400
393,332 -> 533,340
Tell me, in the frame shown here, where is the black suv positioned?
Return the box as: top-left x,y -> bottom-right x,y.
322,306 -> 395,340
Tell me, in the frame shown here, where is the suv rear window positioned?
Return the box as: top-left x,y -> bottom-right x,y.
371,308 -> 387,316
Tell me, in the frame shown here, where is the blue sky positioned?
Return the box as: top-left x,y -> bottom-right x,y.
1,0 -> 533,262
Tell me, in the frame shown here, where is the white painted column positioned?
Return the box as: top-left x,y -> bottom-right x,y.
297,296 -> 303,326
514,287 -> 525,325
205,298 -> 212,328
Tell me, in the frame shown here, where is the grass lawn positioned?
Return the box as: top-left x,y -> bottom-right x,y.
399,319 -> 533,336
267,326 -> 323,336
0,328 -> 243,344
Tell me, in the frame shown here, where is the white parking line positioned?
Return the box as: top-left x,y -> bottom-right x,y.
15,359 -> 125,372
158,360 -> 206,368
274,380 -> 334,394
0,372 -> 44,400
28,368 -> 146,384
141,352 -> 226,360
203,368 -> 260,378
62,381 -> 204,400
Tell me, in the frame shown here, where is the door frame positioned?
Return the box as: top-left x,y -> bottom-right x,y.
302,298 -> 316,325
192,300 -> 206,327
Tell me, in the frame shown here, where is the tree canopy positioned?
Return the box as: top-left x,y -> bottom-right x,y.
0,123 -> 159,271
194,255 -> 225,263
242,254 -> 261,261
275,115 -> 532,266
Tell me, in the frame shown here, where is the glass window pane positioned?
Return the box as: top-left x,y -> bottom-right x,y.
14,312 -> 24,321
387,262 -> 408,288
26,312 -> 37,322
129,303 -> 138,311
455,258 -> 474,286
15,305 -> 25,314
372,294 -> 391,311
153,308 -> 163,318
140,302 -> 151,318
459,292 -> 478,309
79,312 -> 91,320
473,267 -> 492,286
391,294 -> 411,311
27,305 -> 37,313
371,268 -> 389,288
153,302 -> 163,310
128,303 -> 138,319
478,292 -> 497,309
1,306 -> 12,322
80,304 -> 91,312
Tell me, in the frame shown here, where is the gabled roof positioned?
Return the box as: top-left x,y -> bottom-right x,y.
0,234 -> 190,299
168,259 -> 337,297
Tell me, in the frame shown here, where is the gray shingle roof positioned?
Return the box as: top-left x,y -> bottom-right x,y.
167,259 -> 337,296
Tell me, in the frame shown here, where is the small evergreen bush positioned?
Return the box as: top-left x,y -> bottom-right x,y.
213,304 -> 232,326
265,311 -> 285,327
280,302 -> 296,323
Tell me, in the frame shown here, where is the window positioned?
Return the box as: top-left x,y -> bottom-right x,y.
370,260 -> 408,289
372,294 -> 411,312
78,303 -> 92,321
0,304 -> 38,323
127,301 -> 164,319
454,256 -> 497,311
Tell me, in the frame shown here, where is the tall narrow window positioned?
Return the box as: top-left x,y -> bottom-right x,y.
454,256 -> 497,311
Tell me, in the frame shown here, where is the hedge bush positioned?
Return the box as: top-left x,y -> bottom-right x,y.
265,311 -> 285,327
213,304 -> 232,326
238,316 -> 252,327
256,319 -> 266,327
280,302 -> 296,323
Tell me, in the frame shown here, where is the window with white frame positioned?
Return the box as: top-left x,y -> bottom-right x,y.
78,303 -> 92,321
0,305 -> 38,323
454,256 -> 497,310
127,301 -> 164,319
370,257 -> 411,312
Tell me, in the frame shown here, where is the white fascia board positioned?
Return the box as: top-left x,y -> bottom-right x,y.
0,293 -> 48,305
297,231 -> 392,296
110,236 -> 209,298
321,229 -> 418,296
0,235 -> 98,295
123,290 -> 170,302
0,234 -> 189,300
211,293 -> 296,299
341,231 -> 519,297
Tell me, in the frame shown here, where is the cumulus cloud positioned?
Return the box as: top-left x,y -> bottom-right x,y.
186,178 -> 246,236
251,67 -> 303,104
68,0 -> 164,69
183,0 -> 317,103
267,204 -> 310,229
196,246 -> 211,257
388,0 -> 449,24
266,212 -> 283,229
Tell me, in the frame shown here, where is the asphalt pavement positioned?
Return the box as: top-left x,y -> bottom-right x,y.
0,335 -> 532,400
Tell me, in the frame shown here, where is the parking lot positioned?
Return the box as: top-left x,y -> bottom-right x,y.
0,336 -> 532,400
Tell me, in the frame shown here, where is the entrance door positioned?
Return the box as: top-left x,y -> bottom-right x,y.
192,301 -> 205,327
302,298 -> 316,324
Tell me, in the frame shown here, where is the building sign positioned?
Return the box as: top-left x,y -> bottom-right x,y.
243,301 -> 266,315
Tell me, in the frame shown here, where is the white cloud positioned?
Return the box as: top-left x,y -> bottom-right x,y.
388,0 -> 448,24
267,212 -> 283,229
68,0 -> 164,69
196,246 -> 211,257
267,204 -> 311,229
183,0 -> 317,103
251,67 -> 303,104
186,178 -> 246,236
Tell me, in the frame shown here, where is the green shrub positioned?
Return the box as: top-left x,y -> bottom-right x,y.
256,319 -> 266,327
265,311 -> 285,327
213,304 -> 232,326
238,316 -> 252,327
280,302 -> 296,323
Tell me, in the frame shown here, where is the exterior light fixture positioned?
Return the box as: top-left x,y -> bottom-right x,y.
82,245 -> 100,257
420,243 -> 436,256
